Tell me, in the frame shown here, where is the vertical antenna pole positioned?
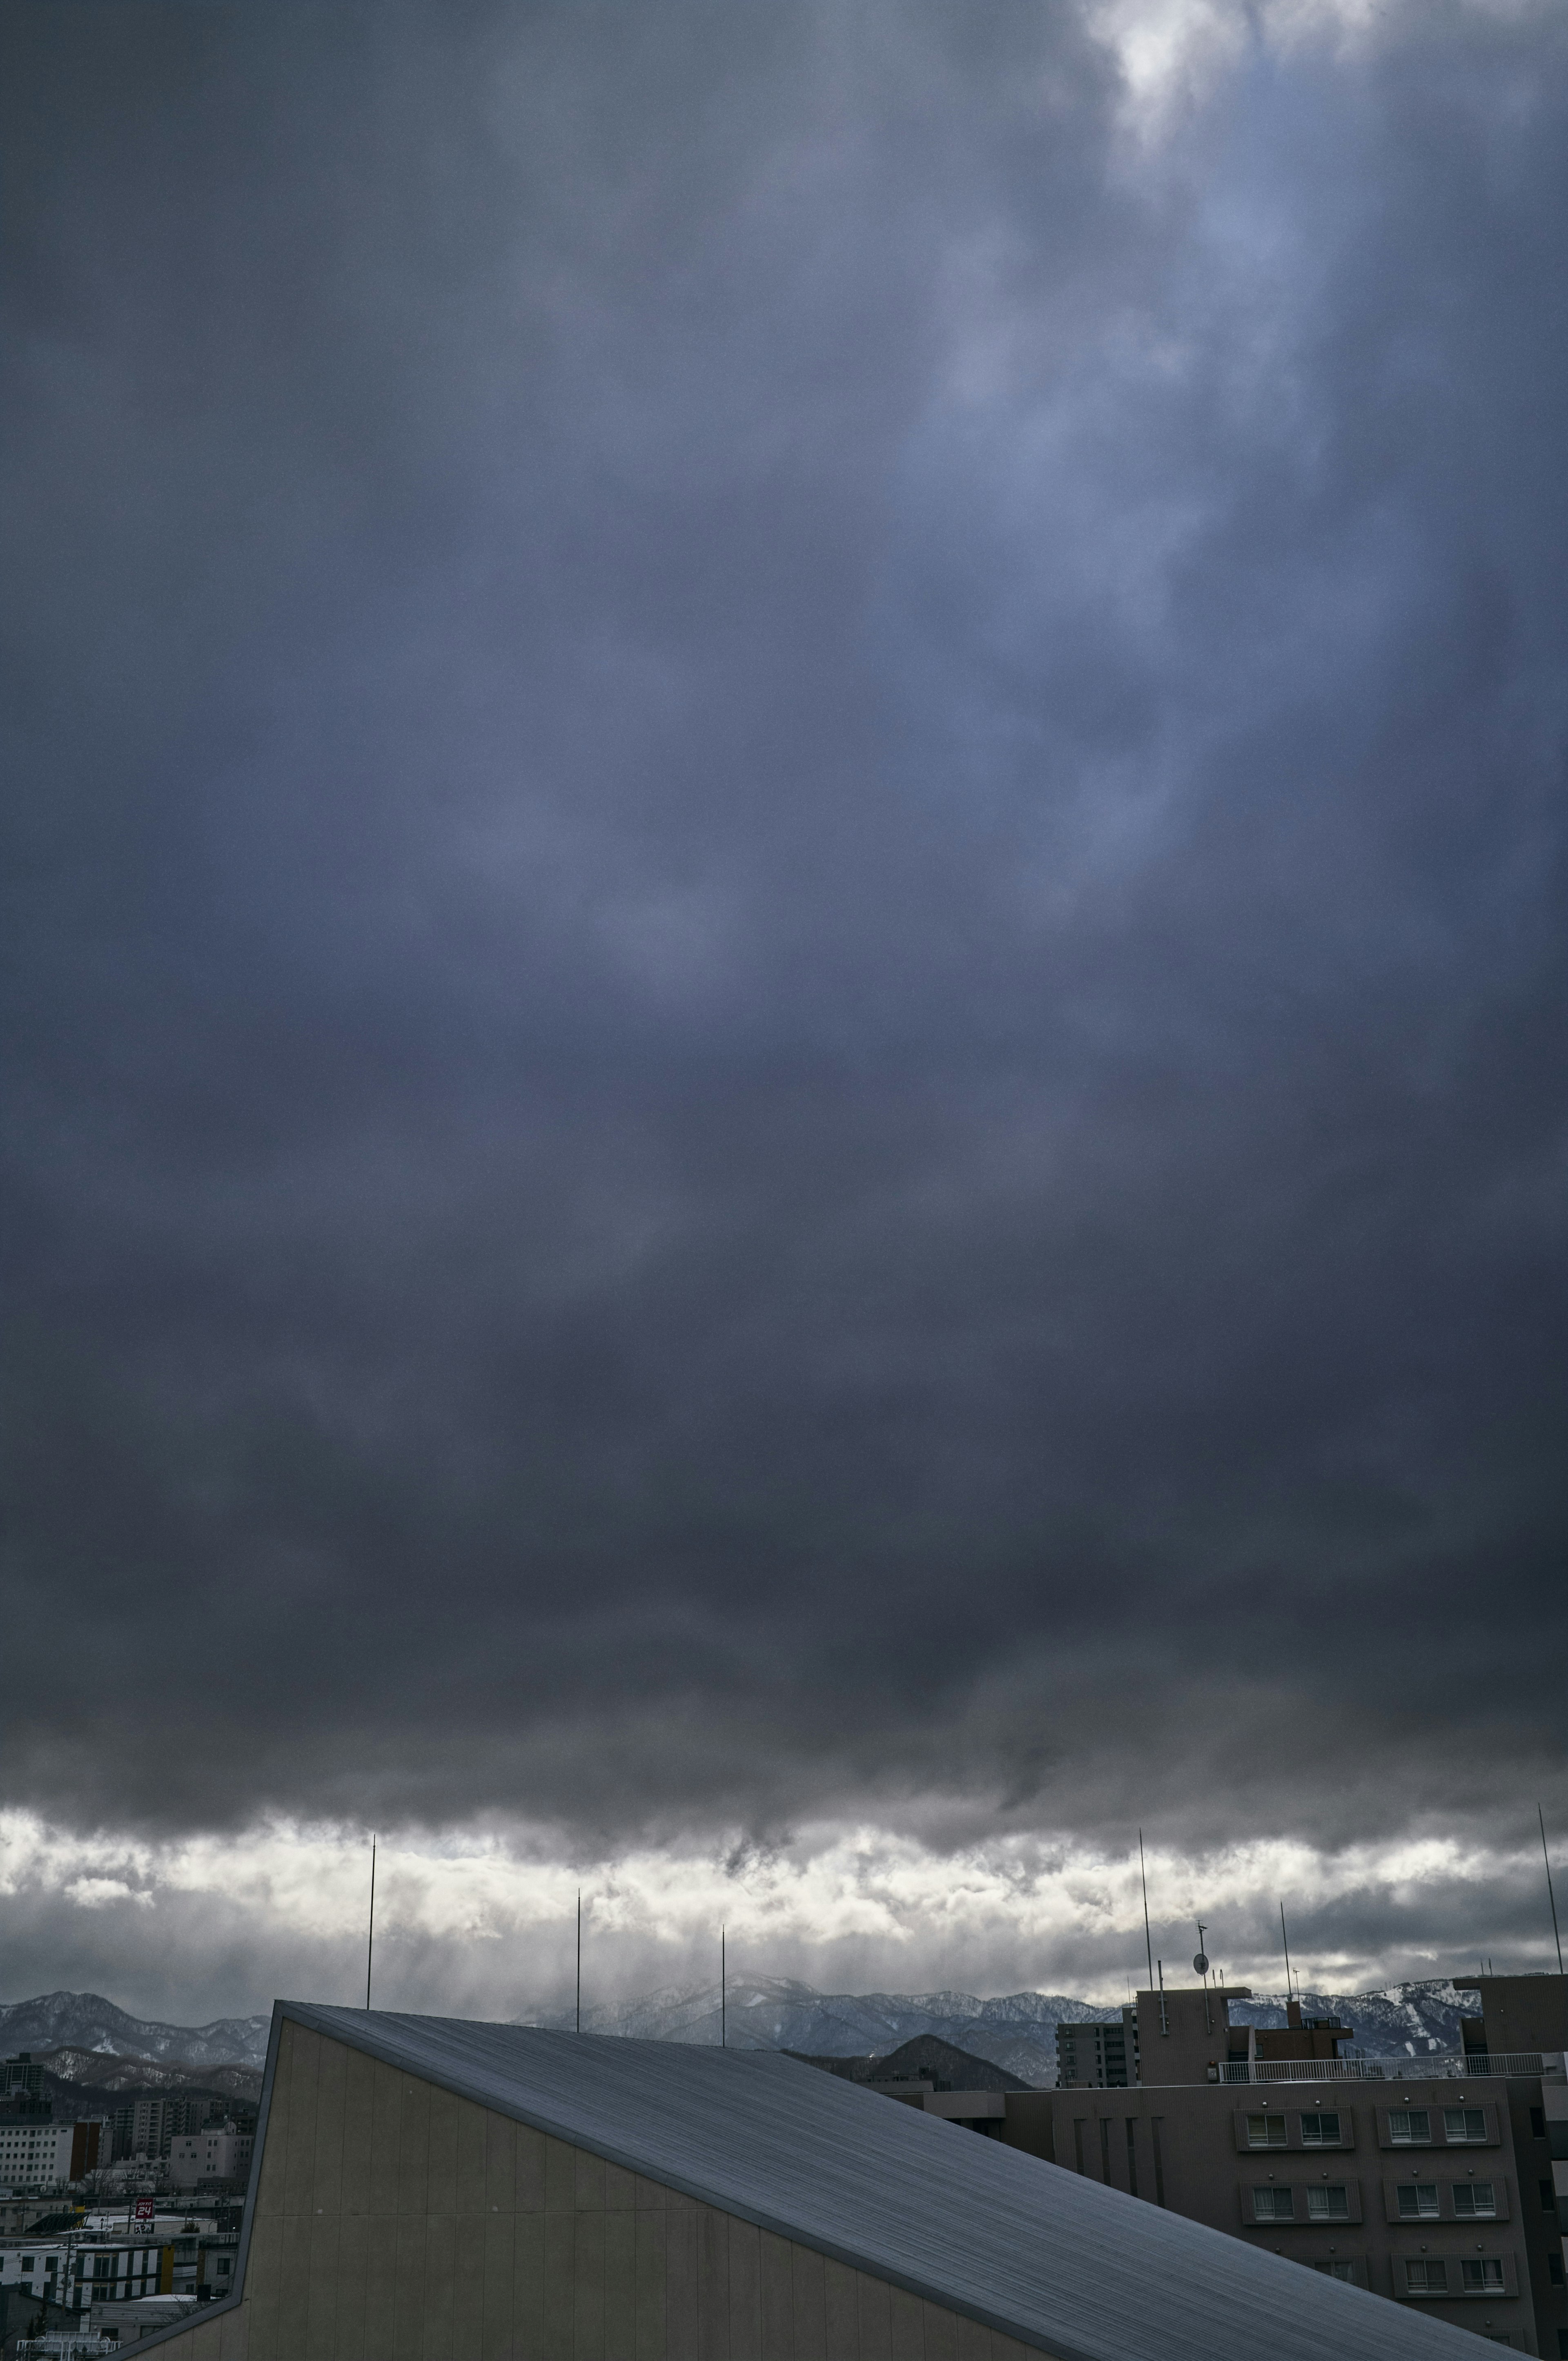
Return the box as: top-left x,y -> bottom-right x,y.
576,1891 -> 582,2034
365,1838 -> 376,2011
1279,1901 -> 1294,2006
1157,1959 -> 1168,2035
1138,1831 -> 1154,1992
721,1926 -> 727,2049
1541,1806 -> 1564,1976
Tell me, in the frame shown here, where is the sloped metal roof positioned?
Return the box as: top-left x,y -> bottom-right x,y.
276,2000 -> 1481,2361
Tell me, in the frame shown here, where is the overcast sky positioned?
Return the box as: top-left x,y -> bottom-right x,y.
4,0 -> 1565,2027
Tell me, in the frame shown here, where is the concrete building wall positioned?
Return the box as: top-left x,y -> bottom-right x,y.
1457,1978 -> 1568,2061
999,2076 -> 1563,2353
142,2021 -> 1055,2361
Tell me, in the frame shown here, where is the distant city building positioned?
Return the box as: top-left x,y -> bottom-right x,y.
0,2058 -> 47,2105
166,2227 -> 238,2301
91,2292 -> 197,2345
108,2094 -> 247,2164
69,2122 -> 109,2181
0,2238 -> 69,2306
0,2123 -> 77,2192
167,2129 -> 252,2189
1056,2008 -> 1139,2089
1,2237 -> 168,2315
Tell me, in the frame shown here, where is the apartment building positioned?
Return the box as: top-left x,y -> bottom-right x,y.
0,2121 -> 79,2193
0,2059 -> 47,2105
1056,2010 -> 1139,2089
1002,2066 -> 1562,2351
167,2132 -> 252,2191
166,2227 -> 238,2302
0,2236 -> 167,2313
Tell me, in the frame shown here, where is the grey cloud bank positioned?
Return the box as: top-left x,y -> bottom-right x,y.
3,0 -> 1565,1978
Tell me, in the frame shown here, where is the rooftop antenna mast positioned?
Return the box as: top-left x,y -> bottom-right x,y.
1279,1900 -> 1295,2007
1138,1831 -> 1155,1993
1194,1921 -> 1212,2034
365,1837 -> 376,2011
721,1926 -> 727,2049
576,1891 -> 582,2034
1541,1806 -> 1564,1976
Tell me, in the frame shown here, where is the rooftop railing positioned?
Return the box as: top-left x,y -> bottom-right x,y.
1218,2051 -> 1564,2085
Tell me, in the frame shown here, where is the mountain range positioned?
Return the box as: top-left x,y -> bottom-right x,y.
0,1991 -> 272,2072
0,1976 -> 1492,2094
514,1973 -> 1492,2085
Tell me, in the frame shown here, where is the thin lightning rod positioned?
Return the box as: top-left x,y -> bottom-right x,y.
721,1926 -> 727,2050
576,1891 -> 582,2034
1279,1901 -> 1294,2006
365,1838 -> 376,2011
1541,1806 -> 1564,1976
1138,1831 -> 1154,1991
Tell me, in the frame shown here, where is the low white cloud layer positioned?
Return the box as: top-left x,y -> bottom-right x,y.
2,1811 -> 1560,2025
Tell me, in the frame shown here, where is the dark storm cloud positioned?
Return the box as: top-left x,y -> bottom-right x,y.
3,0 -> 1565,1852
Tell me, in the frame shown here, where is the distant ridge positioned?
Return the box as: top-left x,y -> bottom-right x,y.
0,1977 -> 1492,2093
514,1973 -> 1491,2087
0,1991 -> 270,2072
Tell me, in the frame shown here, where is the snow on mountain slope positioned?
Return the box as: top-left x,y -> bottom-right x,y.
0,1975 -> 1491,2090
517,1974 -> 1494,2084
0,1991 -> 270,2071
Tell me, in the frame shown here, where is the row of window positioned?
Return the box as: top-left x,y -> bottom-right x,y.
1254,2186 -> 1352,2221
1405,2259 -> 1506,2294
1245,2107 -> 1488,2149
1247,2113 -> 1347,2147
1393,2110 -> 1488,2145
1281,2251 -> 1520,2301
1250,2179 -> 1507,2221
1396,2181 -> 1497,2218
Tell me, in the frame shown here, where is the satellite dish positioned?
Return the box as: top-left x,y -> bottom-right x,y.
1193,1951 -> 1209,1975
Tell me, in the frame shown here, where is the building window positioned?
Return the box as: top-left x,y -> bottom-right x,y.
1444,2109 -> 1486,2143
1405,2260 -> 1448,2294
1300,2113 -> 1342,2146
1453,2182 -> 1497,2217
1548,2254 -> 1564,2287
1539,2179 -> 1558,2212
1390,2111 -> 1431,2144
1461,2260 -> 1506,2292
1252,2187 -> 1295,2221
1312,2260 -> 1357,2281
1247,2114 -> 1288,2148
1396,2184 -> 1439,2218
1306,2185 -> 1349,2220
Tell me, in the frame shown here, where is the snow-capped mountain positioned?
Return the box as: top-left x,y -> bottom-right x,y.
0,1976 -> 1491,2091
1225,1980 -> 1487,2057
516,1974 -> 1493,2085
36,2047 -> 264,2101
0,1991 -> 270,2072
522,1976 -> 1152,2086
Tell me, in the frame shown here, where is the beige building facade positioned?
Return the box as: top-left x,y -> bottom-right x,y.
136,2020 -> 1051,2359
